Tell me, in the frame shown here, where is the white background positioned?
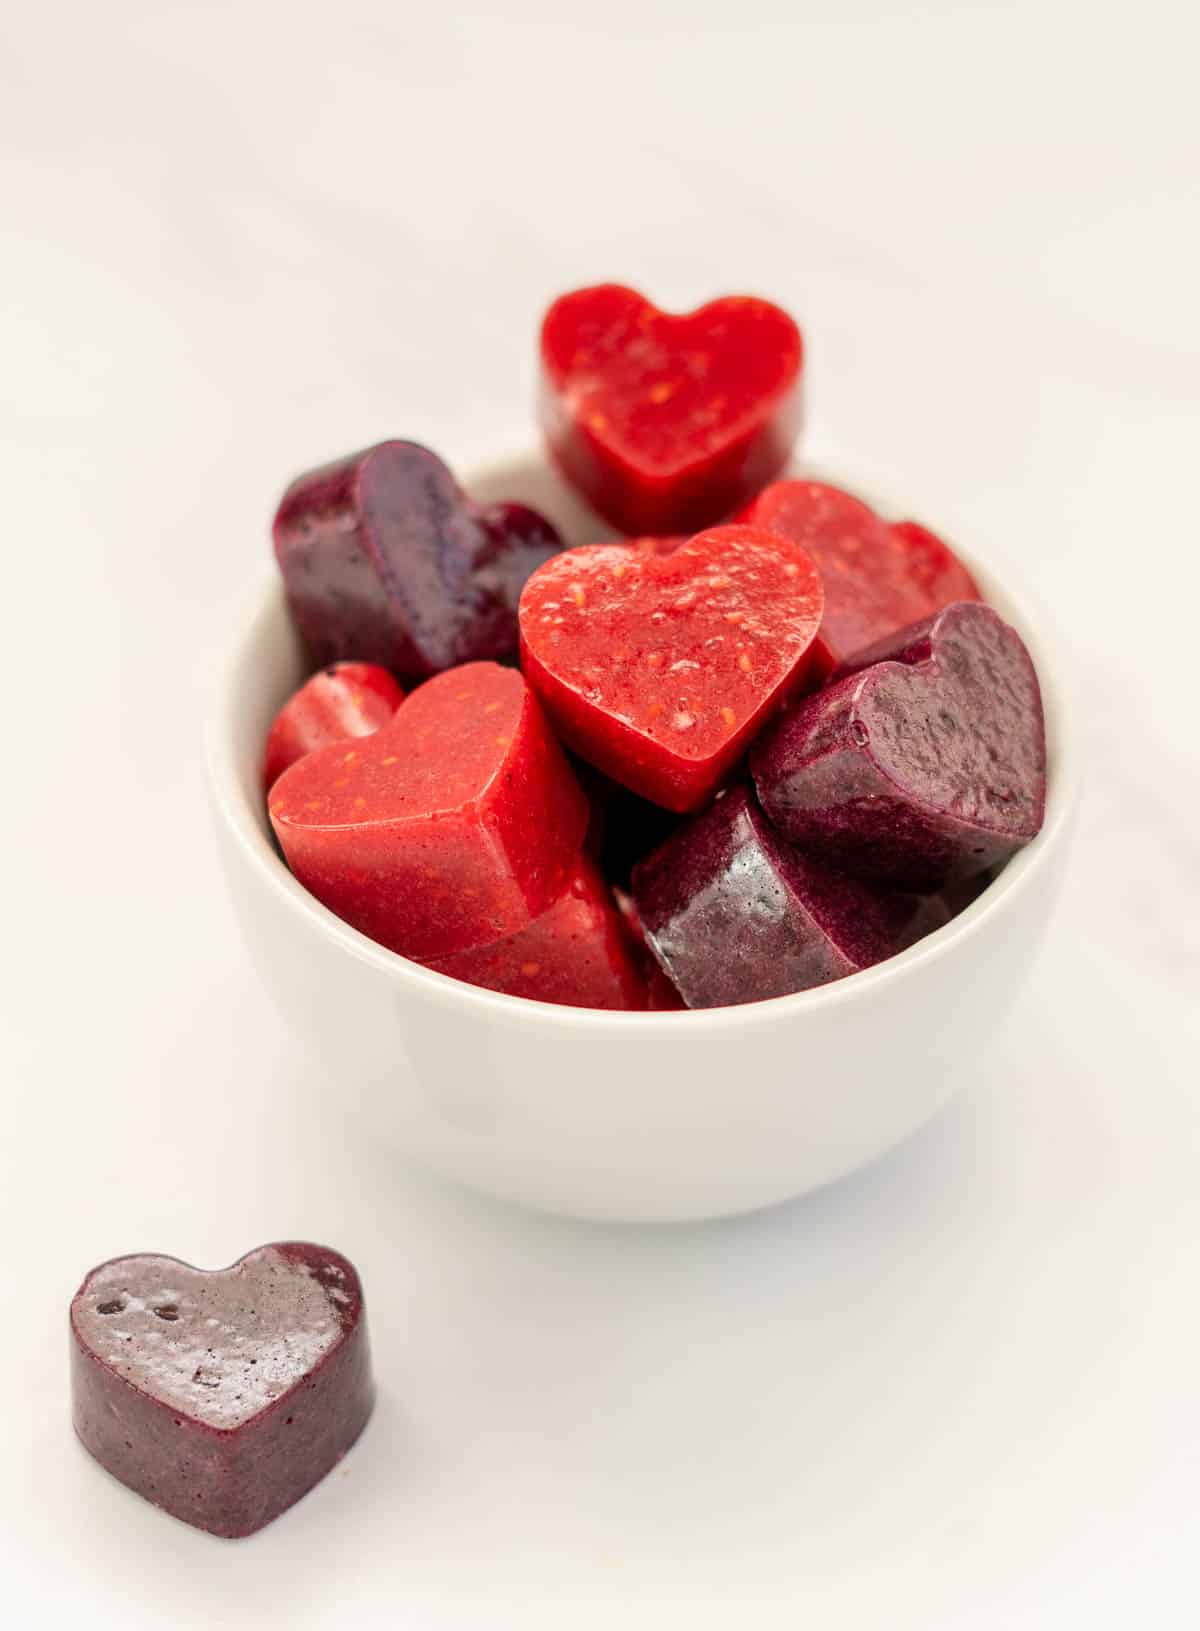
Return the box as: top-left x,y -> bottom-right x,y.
2,2 -> 1198,1625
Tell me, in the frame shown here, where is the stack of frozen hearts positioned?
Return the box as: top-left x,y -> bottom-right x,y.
265,285 -> 1047,1011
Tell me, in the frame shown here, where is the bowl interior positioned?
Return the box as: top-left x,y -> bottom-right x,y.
212,451 -> 1075,1028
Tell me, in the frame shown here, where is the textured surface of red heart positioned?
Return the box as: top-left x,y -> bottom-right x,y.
422,855 -> 648,1009
752,601 -> 1046,889
519,525 -> 823,812
270,662 -> 587,957
743,481 -> 981,675
539,285 -> 803,534
263,661 -> 405,790
71,1243 -> 372,1538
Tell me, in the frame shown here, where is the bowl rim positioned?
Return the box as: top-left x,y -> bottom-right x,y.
206,448 -> 1079,1035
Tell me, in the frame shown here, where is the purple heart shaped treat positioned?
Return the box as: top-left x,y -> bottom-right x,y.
751,601 -> 1046,890
273,440 -> 563,681
71,1242 -> 373,1538
631,786 -> 949,1008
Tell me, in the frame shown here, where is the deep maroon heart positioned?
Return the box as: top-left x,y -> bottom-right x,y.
273,439 -> 562,682
751,601 -> 1046,889
632,785 -> 949,1007
71,1242 -> 373,1538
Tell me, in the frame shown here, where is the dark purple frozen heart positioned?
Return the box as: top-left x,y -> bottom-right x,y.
751,601 -> 1046,890
273,440 -> 563,681
70,1242 -> 373,1538
631,786 -> 949,1008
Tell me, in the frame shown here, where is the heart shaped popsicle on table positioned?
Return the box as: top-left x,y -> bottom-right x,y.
70,1243 -> 372,1538
269,662 -> 588,958
751,601 -> 1046,890
273,440 -> 563,682
539,284 -> 803,534
518,525 -> 824,812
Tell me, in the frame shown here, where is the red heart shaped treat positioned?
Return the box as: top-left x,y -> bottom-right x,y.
539,285 -> 803,534
71,1243 -> 372,1538
273,440 -> 562,683
742,481 -> 981,675
263,661 -> 405,790
270,662 -> 587,957
423,855 -> 648,1010
519,525 -> 823,812
751,601 -> 1046,890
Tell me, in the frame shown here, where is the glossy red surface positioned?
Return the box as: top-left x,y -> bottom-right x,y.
519,525 -> 823,811
70,1243 -> 373,1539
262,662 -> 404,790
423,855 -> 648,1009
269,662 -> 587,957
539,285 -> 803,533
742,481 -> 981,675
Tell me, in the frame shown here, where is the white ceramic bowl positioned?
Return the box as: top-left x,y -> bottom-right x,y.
207,451 -> 1076,1223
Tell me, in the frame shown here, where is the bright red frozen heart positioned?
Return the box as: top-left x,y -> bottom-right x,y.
269,662 -> 588,957
539,285 -> 803,534
518,525 -> 823,812
741,481 -> 981,675
262,661 -> 405,790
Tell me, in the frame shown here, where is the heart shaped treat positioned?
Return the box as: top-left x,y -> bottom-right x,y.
742,481 -> 981,676
632,787 -> 949,1009
423,855 -> 648,1010
519,525 -> 823,812
71,1243 -> 372,1538
263,661 -> 405,790
273,440 -> 563,682
751,601 -> 1046,890
539,285 -> 803,534
270,662 -> 587,958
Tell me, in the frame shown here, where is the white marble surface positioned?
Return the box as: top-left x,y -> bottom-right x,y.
2,2 -> 1198,1625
